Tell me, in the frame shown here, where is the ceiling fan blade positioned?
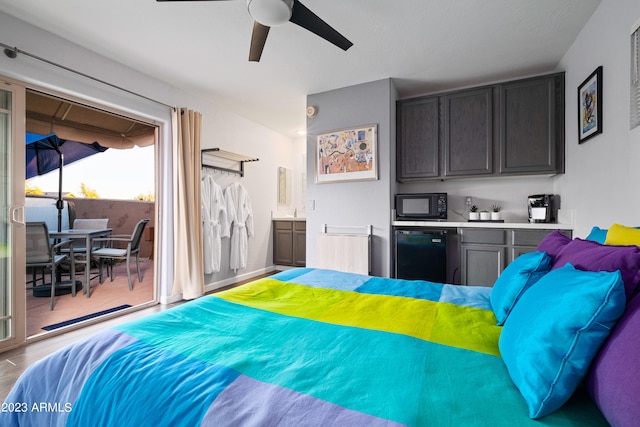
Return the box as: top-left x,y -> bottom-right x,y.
249,21 -> 270,62
289,0 -> 353,51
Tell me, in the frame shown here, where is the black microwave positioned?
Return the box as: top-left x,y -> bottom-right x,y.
395,193 -> 447,220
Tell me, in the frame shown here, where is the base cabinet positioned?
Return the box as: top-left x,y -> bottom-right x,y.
273,220 -> 306,267
460,228 -> 571,287
461,245 -> 507,287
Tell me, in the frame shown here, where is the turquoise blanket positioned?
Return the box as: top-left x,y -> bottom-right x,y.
2,268 -> 607,426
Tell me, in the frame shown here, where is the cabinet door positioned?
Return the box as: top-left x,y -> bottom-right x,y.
509,228 -> 572,262
443,88 -> 493,176
461,244 -> 506,287
293,222 -> 306,267
500,75 -> 563,174
273,221 -> 293,265
397,97 -> 440,180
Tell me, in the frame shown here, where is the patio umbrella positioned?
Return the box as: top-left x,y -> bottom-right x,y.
26,132 -> 109,232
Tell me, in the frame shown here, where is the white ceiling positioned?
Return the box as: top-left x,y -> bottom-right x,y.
0,0 -> 600,138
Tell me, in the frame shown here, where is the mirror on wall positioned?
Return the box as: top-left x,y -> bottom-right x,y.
277,166 -> 291,207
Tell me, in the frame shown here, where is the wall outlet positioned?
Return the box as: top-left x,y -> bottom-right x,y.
465,196 -> 473,209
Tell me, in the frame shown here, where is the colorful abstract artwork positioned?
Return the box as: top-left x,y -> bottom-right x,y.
578,66 -> 603,144
316,124 -> 377,183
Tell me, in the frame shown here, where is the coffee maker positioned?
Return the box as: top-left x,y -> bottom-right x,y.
528,194 -> 557,223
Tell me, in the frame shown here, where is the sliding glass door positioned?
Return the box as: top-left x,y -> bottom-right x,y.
0,78 -> 26,352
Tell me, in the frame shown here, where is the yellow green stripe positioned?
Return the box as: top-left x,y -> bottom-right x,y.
216,278 -> 501,356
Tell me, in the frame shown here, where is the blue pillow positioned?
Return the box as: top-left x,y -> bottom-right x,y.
490,251 -> 551,325
585,226 -> 608,244
499,263 -> 626,419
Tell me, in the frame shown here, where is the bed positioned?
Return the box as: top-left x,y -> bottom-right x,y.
3,226 -> 640,426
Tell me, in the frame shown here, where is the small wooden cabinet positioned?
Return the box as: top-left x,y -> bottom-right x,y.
460,227 -> 571,287
273,220 -> 306,267
460,229 -> 506,287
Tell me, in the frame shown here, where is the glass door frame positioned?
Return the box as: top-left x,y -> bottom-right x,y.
0,77 -> 26,353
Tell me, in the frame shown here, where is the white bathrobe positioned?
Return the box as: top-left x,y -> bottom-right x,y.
201,175 -> 228,274
225,182 -> 254,271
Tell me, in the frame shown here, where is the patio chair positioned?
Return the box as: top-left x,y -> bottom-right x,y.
26,222 -> 76,310
65,218 -> 110,253
59,218 -> 109,280
92,219 -> 149,291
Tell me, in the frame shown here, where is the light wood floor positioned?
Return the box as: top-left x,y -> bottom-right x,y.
1,271 -> 274,402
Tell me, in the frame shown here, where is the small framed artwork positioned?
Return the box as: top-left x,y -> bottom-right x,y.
316,124 -> 377,183
578,66 -> 603,144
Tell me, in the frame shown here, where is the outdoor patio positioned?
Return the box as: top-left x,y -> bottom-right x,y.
26,258 -> 154,337
25,196 -> 156,337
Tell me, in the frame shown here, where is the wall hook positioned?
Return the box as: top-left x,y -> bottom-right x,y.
4,47 -> 17,59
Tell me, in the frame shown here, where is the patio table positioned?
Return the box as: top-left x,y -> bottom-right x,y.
50,228 -> 112,298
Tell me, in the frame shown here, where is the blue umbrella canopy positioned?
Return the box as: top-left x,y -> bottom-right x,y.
25,132 -> 108,231
25,132 -> 108,179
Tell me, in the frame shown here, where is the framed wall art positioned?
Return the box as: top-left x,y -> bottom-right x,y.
578,66 -> 603,144
316,124 -> 378,183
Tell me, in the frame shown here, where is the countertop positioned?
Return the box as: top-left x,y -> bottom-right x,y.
272,217 -> 306,222
392,220 -> 573,230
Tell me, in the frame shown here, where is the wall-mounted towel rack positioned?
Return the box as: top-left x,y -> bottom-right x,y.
321,224 -> 373,236
201,148 -> 259,177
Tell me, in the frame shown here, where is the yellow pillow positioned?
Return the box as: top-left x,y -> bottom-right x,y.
604,223 -> 640,246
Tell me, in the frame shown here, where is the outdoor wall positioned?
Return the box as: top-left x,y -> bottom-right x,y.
69,198 -> 155,259
25,195 -> 155,258
555,0 -> 640,237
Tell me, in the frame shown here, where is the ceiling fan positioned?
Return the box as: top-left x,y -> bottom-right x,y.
156,0 -> 353,62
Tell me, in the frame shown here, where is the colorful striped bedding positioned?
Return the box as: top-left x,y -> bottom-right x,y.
2,268 -> 608,426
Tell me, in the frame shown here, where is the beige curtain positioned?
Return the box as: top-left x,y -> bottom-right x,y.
171,108 -> 204,299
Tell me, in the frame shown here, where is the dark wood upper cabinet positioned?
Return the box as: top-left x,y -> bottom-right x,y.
500,75 -> 564,174
396,72 -> 565,182
397,97 -> 439,180
443,88 -> 493,177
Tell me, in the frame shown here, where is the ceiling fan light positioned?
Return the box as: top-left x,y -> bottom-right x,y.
247,0 -> 293,26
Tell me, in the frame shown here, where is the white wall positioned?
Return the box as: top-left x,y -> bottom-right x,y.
200,106 -> 298,290
398,177 -> 556,224
555,0 -> 640,238
0,11 -> 296,300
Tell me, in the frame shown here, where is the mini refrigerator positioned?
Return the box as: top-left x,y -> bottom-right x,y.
394,229 -> 447,282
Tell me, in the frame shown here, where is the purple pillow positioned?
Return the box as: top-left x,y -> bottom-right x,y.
536,229 -> 571,259
586,294 -> 640,427
551,238 -> 640,298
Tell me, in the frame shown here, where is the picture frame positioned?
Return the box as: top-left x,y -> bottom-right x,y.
316,124 -> 378,183
578,66 -> 603,144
